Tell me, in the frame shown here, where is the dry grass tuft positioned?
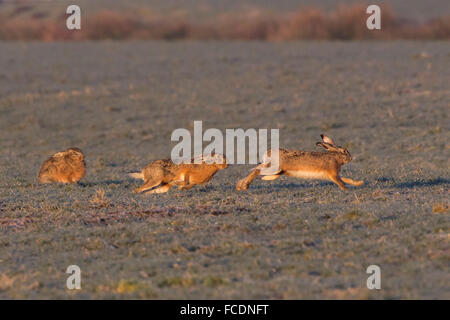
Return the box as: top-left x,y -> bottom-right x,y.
89,188 -> 111,208
116,280 -> 140,294
432,203 -> 448,214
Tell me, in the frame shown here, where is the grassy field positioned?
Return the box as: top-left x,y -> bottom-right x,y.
0,41 -> 448,299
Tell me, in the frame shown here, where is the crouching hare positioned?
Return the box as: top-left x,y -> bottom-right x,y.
38,147 -> 86,184
130,154 -> 227,194
236,134 -> 363,191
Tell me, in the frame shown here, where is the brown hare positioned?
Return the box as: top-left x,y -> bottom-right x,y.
130,154 -> 227,194
236,134 -> 363,191
38,147 -> 86,184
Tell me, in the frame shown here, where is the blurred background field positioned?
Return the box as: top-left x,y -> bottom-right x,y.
0,0 -> 449,40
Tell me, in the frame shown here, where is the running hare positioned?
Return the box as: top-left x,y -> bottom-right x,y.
38,147 -> 86,184
236,134 -> 363,191
130,154 -> 227,194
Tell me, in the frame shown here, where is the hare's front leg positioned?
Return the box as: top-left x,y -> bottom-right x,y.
134,178 -> 162,193
174,173 -> 193,190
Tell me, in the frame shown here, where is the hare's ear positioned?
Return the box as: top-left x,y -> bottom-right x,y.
317,141 -> 339,152
320,134 -> 335,145
316,142 -> 331,150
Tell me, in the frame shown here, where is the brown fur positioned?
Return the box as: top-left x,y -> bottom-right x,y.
131,154 -> 227,194
236,134 -> 363,191
38,147 -> 86,184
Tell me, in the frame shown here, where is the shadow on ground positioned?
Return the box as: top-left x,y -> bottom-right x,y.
393,178 -> 450,189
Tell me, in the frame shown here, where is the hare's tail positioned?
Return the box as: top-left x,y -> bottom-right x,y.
128,172 -> 144,180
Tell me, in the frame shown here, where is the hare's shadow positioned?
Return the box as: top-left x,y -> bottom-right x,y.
246,181 -> 336,192
374,177 -> 450,189
392,178 -> 450,189
79,180 -> 133,188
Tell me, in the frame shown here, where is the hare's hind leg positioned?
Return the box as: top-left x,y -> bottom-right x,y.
179,184 -> 194,190
341,177 -> 364,187
38,175 -> 53,184
261,175 -> 280,181
236,169 -> 261,191
328,174 -> 348,191
146,184 -> 171,194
